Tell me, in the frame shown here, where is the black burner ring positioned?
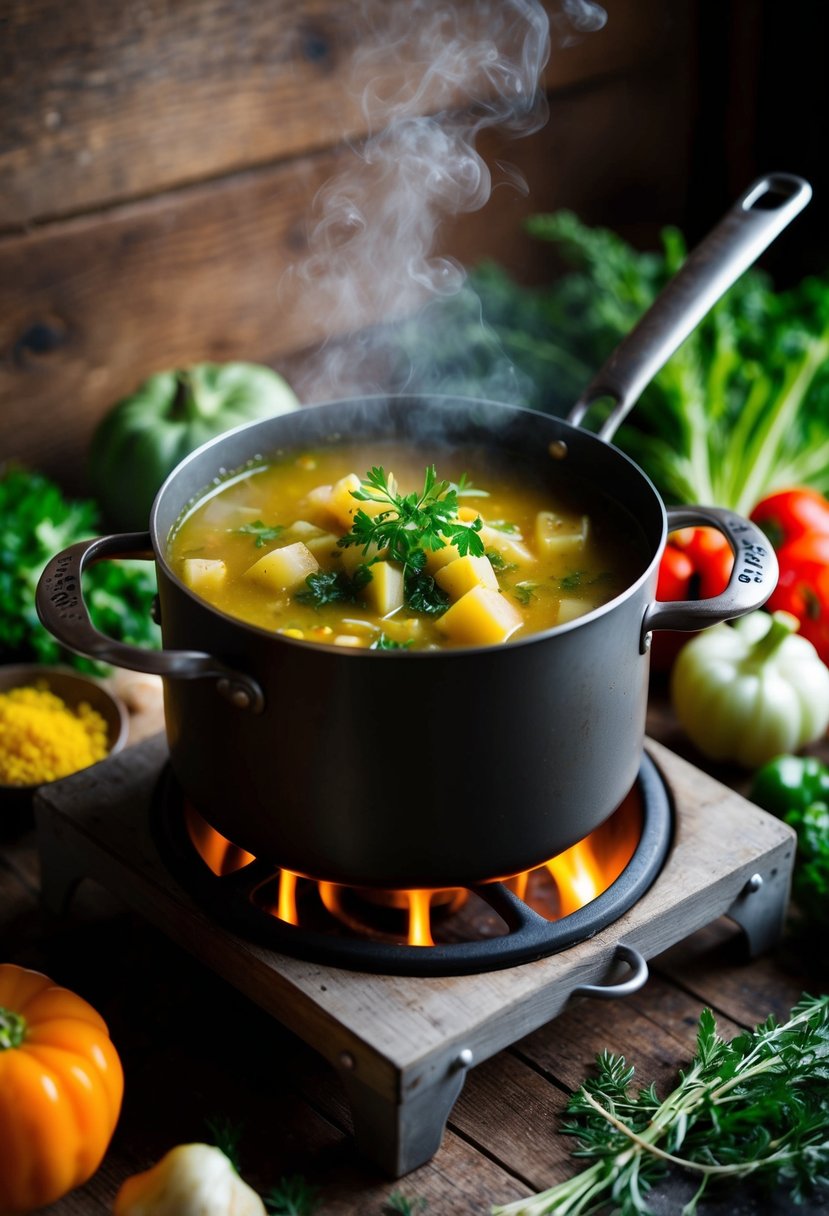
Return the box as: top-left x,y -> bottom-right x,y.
150,753 -> 673,976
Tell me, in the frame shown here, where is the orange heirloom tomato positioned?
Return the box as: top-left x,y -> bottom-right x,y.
0,963 -> 124,1215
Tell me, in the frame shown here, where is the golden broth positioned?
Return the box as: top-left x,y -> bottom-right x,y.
167,443 -> 648,649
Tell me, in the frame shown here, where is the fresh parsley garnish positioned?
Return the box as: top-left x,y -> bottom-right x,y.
295,565 -> 372,607
556,570 -> 610,592
511,581 -> 537,606
338,466 -> 485,572
236,520 -> 285,547
485,549 -> 517,573
371,633 -> 414,650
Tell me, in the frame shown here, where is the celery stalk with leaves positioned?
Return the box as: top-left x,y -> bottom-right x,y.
394,212 -> 829,511
492,994 -> 829,1216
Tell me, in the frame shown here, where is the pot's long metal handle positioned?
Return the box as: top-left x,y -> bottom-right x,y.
641,505 -> 778,652
572,943 -> 649,1000
36,534 -> 265,712
568,173 -> 812,441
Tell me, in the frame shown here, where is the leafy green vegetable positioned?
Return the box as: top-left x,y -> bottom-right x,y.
295,565 -> 372,608
510,581 -> 537,606
370,633 -> 414,650
395,214 -> 829,512
0,466 -> 160,671
403,570 -> 449,616
492,994 -> 829,1216
236,520 -> 285,548
265,1174 -> 319,1215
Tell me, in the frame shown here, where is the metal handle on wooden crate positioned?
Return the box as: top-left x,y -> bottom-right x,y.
572,943 -> 649,1000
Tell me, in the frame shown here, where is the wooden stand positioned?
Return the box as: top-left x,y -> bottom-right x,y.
34,734 -> 795,1177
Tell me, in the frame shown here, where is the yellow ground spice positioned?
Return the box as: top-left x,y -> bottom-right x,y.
0,684 -> 109,786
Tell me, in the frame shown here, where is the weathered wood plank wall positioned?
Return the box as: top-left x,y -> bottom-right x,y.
0,0 -> 698,486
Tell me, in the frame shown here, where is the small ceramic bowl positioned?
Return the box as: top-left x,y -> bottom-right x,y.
0,664 -> 129,831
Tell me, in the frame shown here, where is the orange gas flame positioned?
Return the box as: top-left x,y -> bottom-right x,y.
183,788 -> 642,941
183,804 -> 254,876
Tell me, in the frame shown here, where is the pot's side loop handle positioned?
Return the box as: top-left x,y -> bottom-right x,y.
640,506 -> 778,654
36,534 -> 265,713
571,943 -> 649,1000
567,173 -> 811,441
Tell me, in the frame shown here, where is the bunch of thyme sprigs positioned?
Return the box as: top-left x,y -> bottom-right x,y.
337,465 -> 484,615
493,994 -> 829,1216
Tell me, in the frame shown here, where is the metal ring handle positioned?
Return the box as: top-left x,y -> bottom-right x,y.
568,173 -> 812,441
641,505 -> 778,652
36,534 -> 265,713
572,943 -> 649,1000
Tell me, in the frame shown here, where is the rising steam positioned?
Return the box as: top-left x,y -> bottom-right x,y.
289,0 -> 605,403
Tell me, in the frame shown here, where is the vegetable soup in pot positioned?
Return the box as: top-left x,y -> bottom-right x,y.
167,441 -> 649,649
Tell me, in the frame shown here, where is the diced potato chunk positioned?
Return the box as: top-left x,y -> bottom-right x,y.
479,524 -> 535,566
301,484 -> 335,528
435,554 -> 499,600
334,634 -> 364,648
182,558 -> 227,593
535,511 -> 589,555
245,542 -> 319,592
304,531 -> 340,560
557,597 -> 594,625
340,539 -> 386,575
327,473 -> 394,531
424,542 -> 462,574
436,586 -> 522,645
362,560 -> 405,616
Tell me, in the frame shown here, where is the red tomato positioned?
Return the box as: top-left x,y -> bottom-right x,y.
766,539 -> 829,664
650,527 -> 734,671
750,487 -> 829,551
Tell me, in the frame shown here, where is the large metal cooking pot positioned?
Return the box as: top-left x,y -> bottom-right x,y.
37,175 -> 808,887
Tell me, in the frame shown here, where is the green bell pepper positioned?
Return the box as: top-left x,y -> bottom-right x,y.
89,362 -> 299,531
749,754 -> 829,820
749,754 -> 829,934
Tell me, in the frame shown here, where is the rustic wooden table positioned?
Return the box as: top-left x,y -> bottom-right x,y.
1,679 -> 827,1216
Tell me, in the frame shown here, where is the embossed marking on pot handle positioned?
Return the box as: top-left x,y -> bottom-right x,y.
640,505 -> 779,654
36,533 -> 265,713
568,172 -> 812,441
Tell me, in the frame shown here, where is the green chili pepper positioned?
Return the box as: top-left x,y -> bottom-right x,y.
749,754 -> 829,819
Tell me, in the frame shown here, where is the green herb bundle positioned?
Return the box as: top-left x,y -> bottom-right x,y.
493,994 -> 829,1216
0,466 -> 160,670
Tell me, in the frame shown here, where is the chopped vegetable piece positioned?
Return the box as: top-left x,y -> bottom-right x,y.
436,586 -> 522,644
245,542 -> 319,592
434,554 -> 499,599
362,560 -> 405,616
534,511 -> 588,555
182,558 -> 227,593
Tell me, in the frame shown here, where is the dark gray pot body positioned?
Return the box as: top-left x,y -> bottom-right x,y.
151,396 -> 664,887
